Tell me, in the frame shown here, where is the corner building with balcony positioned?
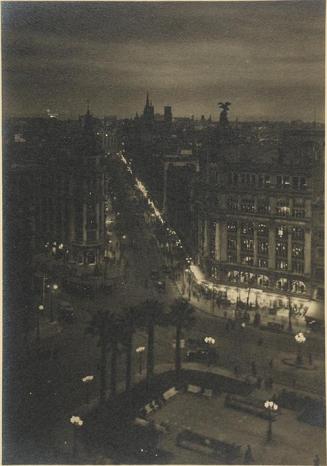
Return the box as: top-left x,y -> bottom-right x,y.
195,128 -> 324,312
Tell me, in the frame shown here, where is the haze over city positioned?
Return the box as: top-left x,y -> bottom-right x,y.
2,1 -> 325,121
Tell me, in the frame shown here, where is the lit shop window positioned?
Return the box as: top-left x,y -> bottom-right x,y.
292,245 -> 304,259
276,225 -> 288,238
276,199 -> 290,217
241,255 -> 254,266
276,277 -> 289,290
292,177 -> 307,190
276,176 -> 291,189
258,240 -> 268,255
258,259 -> 268,269
240,199 -> 255,212
291,280 -> 306,292
292,227 -> 304,241
241,223 -> 254,235
227,222 -> 237,233
257,223 -> 268,236
276,259 -> 288,270
276,241 -> 288,257
265,175 -> 271,186
241,239 -> 254,251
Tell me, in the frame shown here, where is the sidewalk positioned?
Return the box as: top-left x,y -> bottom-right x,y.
174,275 -> 321,339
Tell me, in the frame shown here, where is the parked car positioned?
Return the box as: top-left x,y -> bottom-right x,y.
185,347 -> 219,364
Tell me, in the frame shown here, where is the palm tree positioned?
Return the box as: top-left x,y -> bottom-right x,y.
136,299 -> 165,389
168,298 -> 196,375
85,310 -> 113,405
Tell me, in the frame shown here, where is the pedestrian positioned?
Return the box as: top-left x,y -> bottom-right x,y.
268,376 -> 274,389
223,311 -> 227,319
313,454 -> 320,466
243,445 -> 254,464
234,365 -> 239,377
251,361 -> 257,377
268,358 -> 273,369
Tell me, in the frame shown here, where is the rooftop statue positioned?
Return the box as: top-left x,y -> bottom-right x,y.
218,102 -> 231,126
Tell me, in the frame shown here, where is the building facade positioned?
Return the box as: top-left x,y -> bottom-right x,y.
195,128 -> 324,312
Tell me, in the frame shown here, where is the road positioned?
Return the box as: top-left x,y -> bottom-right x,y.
5,156 -> 325,464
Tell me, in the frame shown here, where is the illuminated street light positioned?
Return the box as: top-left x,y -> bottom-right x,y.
70,415 -> 84,459
204,336 -> 215,345
294,332 -> 306,365
48,283 -> 59,322
81,375 -> 95,404
264,401 -> 278,441
136,346 -> 146,374
36,304 -> 44,345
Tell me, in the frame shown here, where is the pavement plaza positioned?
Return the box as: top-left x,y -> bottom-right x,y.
148,389 -> 326,465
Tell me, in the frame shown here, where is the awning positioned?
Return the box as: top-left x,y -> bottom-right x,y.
305,301 -> 325,322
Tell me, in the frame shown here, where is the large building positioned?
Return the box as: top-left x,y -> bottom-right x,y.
194,126 -> 324,313
6,110 -> 107,270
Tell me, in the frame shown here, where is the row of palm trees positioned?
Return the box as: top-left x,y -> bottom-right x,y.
85,298 -> 195,404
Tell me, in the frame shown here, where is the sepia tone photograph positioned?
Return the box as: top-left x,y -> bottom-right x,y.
2,1 -> 325,464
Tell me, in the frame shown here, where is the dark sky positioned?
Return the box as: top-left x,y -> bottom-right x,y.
2,1 -> 325,121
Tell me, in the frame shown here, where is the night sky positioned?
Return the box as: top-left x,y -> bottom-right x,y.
2,1 -> 325,121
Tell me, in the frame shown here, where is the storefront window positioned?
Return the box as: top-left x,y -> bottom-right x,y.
276,259 -> 288,270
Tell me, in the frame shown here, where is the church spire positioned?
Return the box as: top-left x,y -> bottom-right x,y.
146,91 -> 150,107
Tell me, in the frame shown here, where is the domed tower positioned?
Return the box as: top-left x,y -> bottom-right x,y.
70,106 -> 105,268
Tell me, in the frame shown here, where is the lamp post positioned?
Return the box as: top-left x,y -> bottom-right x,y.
211,284 -> 215,313
136,346 -> 146,374
288,296 -> 293,332
81,375 -> 94,404
294,332 -> 306,365
36,304 -> 44,345
47,283 -> 59,322
70,415 -> 84,459
264,400 -> 278,441
184,268 -> 192,301
204,336 -> 216,367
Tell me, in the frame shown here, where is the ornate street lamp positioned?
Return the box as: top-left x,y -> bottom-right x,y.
70,415 -> 84,459
294,332 -> 306,365
264,400 -> 278,441
81,375 -> 95,404
204,337 -> 216,367
36,304 -> 44,345
47,283 -> 59,322
136,346 -> 146,374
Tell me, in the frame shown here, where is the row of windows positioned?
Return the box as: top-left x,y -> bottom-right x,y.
226,254 -> 304,273
227,239 -> 304,258
226,198 -> 306,218
227,223 -> 305,240
228,173 -> 308,190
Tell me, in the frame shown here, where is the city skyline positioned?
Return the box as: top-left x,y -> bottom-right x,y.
2,1 -> 325,121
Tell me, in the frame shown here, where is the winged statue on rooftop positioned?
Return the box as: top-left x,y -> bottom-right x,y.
218,102 -> 231,126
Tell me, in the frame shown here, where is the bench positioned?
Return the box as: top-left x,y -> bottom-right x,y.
176,429 -> 241,462
225,394 -> 279,420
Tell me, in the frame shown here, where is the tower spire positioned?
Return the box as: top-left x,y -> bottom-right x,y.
146,91 -> 149,107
